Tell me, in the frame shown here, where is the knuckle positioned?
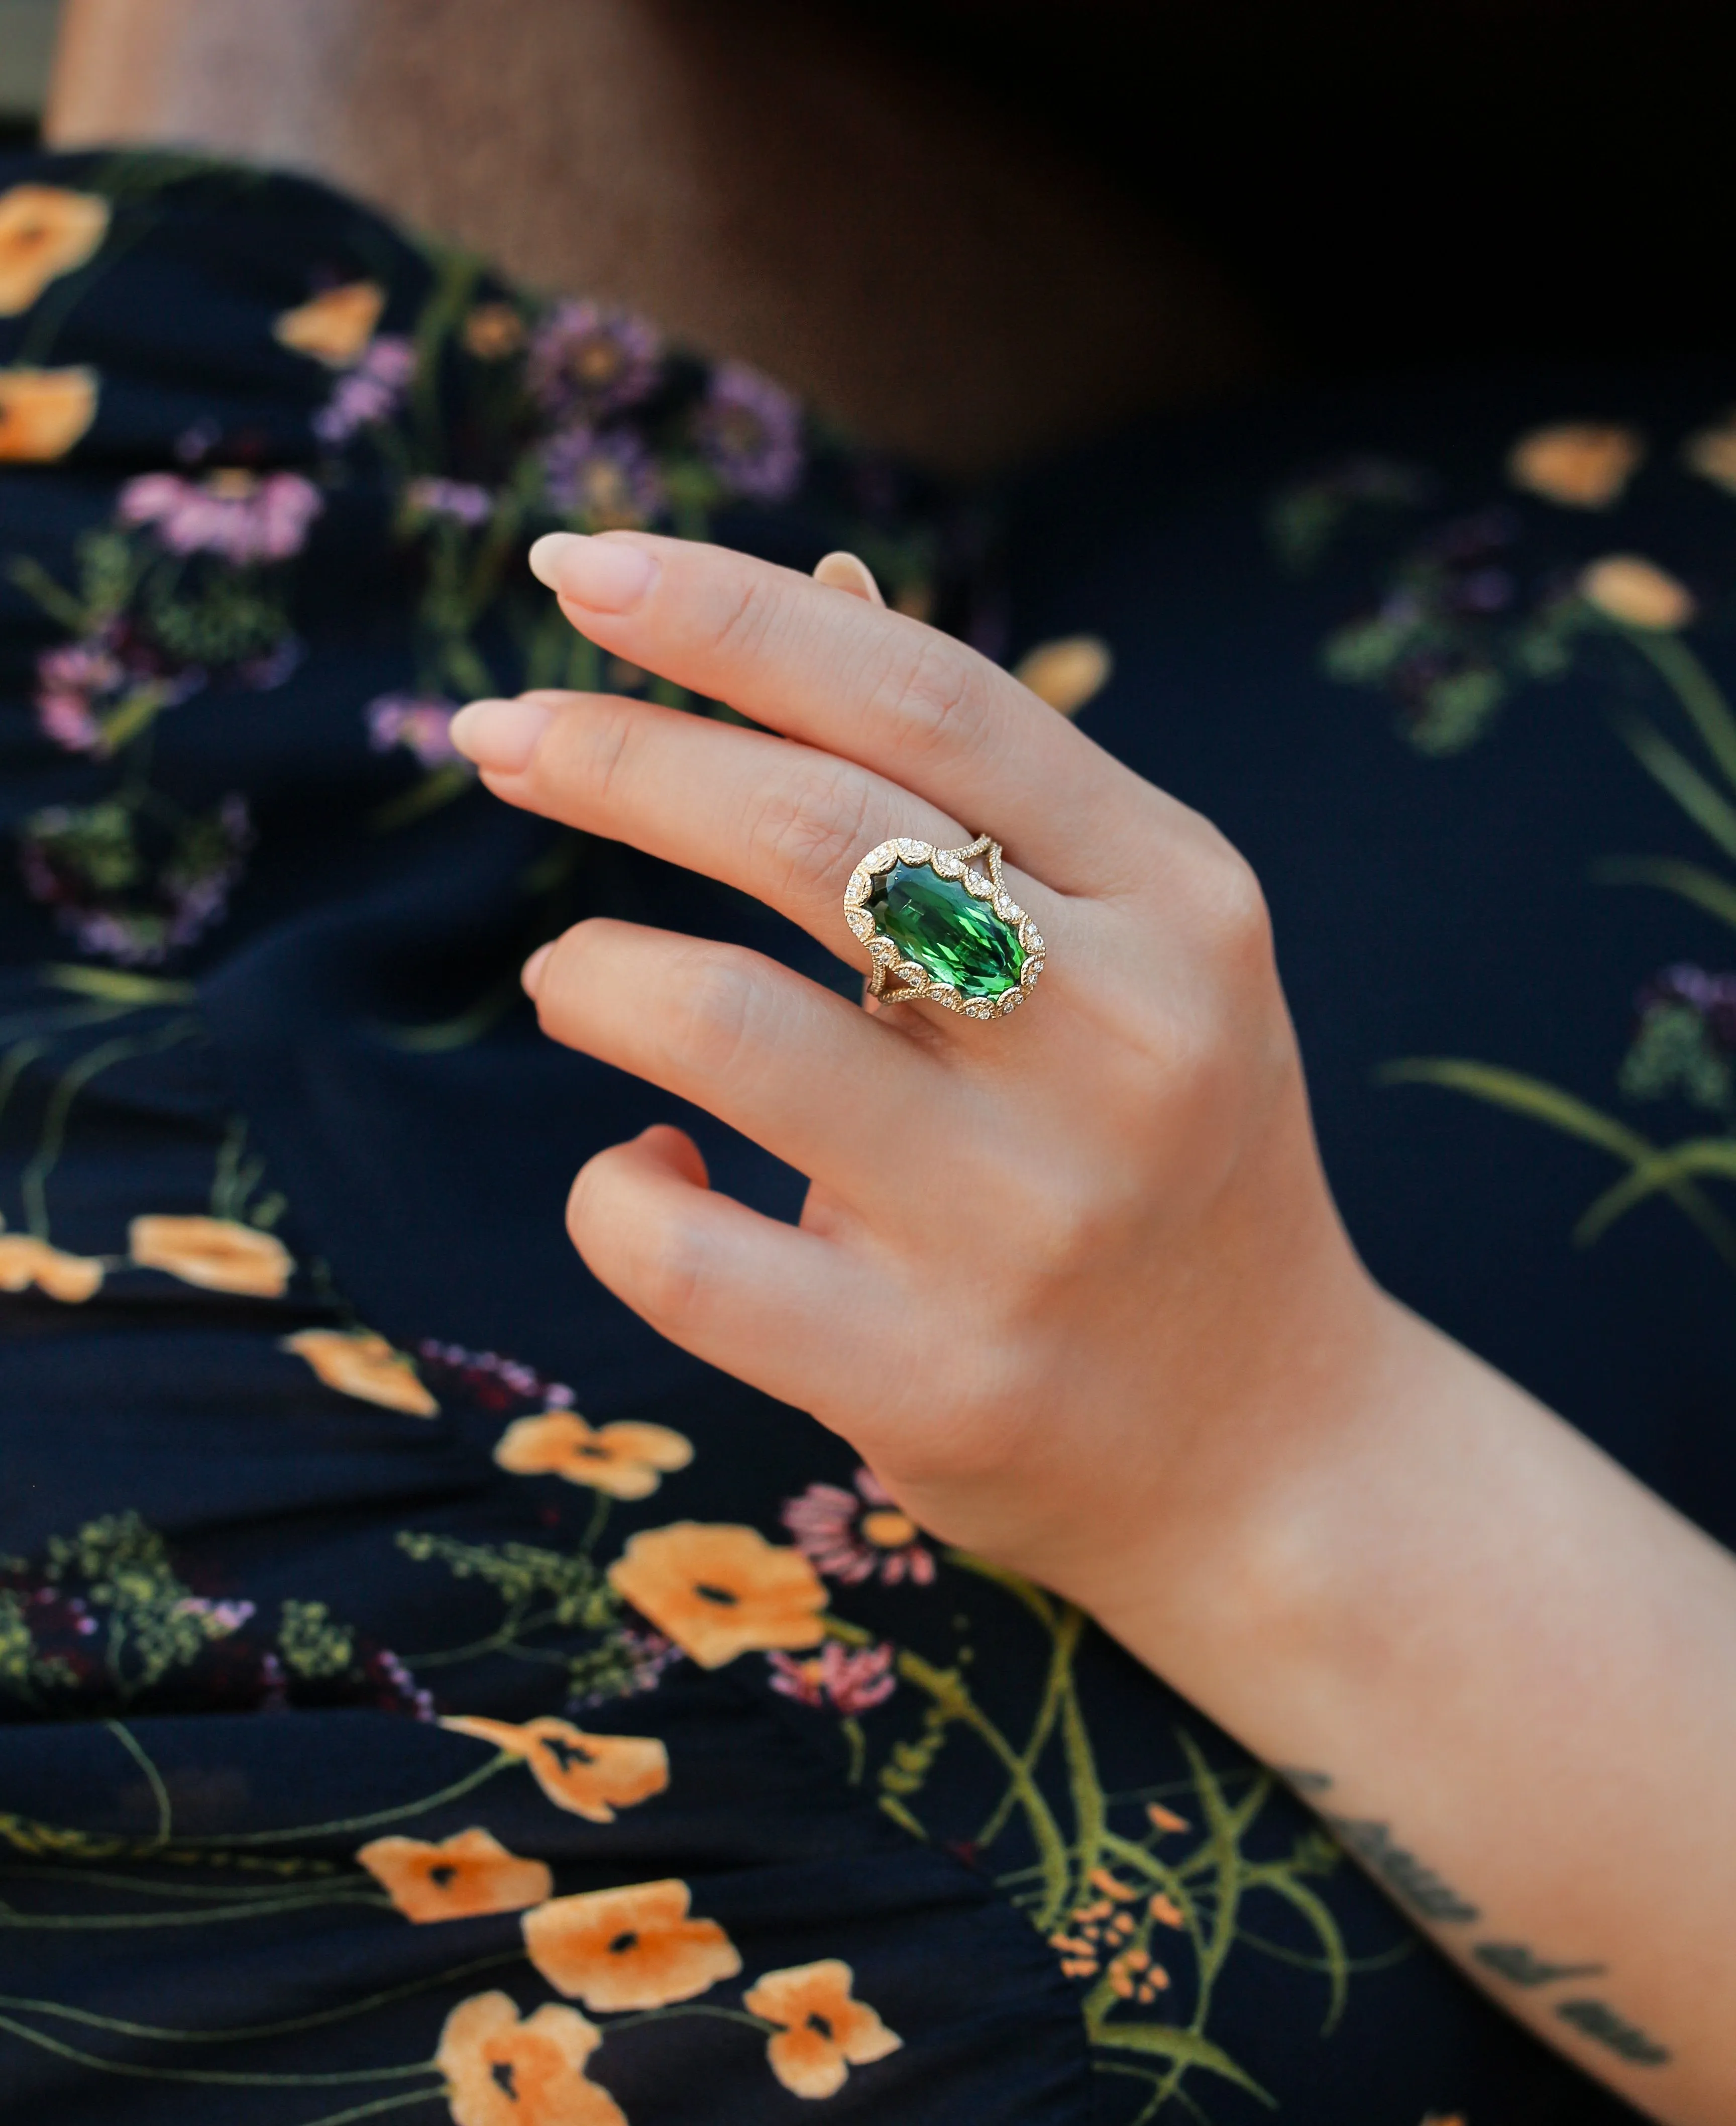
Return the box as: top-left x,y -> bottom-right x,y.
631,1223 -> 712,1331
566,1156 -> 710,1330
867,631 -> 991,764
708,570 -> 777,662
740,761 -> 877,899
552,697 -> 637,810
664,950 -> 770,1082
1194,843 -> 1275,975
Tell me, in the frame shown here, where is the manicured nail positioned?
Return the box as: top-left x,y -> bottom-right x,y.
521,943 -> 554,997
813,550 -> 885,605
448,696 -> 553,773
528,532 -> 659,611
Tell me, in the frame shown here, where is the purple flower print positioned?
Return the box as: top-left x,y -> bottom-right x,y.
1646,965 -> 1736,1049
541,425 -> 665,527
118,468 -> 324,564
526,301 -> 663,419
404,476 -> 494,527
365,692 -> 467,768
312,336 -> 416,446
20,792 -> 253,965
695,361 -> 804,502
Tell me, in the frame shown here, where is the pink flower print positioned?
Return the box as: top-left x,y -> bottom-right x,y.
782,1468 -> 935,1586
312,336 -> 416,446
768,1640 -> 897,1714
696,361 -> 804,502
118,468 -> 323,564
527,301 -> 663,419
365,692 -> 467,768
404,476 -> 494,527
34,626 -> 207,756
541,426 -> 665,528
35,636 -> 124,753
174,1597 -> 256,1637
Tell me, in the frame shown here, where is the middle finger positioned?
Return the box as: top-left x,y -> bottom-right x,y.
453,686 -> 1019,966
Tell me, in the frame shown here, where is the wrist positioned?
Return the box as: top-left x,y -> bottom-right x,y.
1080,1282 -> 1480,1690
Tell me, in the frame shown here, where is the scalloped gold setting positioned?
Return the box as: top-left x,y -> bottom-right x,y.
843,834 -> 1046,1019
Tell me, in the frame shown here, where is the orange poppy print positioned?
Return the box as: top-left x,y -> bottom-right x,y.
273,280 -> 387,366
357,1826 -> 552,1923
464,301 -> 527,360
743,1959 -> 903,2099
0,185 -> 110,314
129,1214 -> 292,1297
0,1230 -> 103,1304
439,1715 -> 668,1823
607,1521 -> 827,1668
1505,420 -> 1643,509
0,367 -> 98,462
523,1878 -> 741,2011
436,1991 -> 625,2126
1685,415 -> 1736,496
280,1328 -> 439,1416
1012,634 -> 1113,718
494,1411 -> 693,1499
1578,554 -> 1696,633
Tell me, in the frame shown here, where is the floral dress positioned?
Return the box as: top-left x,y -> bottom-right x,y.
0,150 -> 1681,2124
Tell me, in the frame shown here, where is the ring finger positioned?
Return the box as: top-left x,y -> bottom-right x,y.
450,686 -> 1055,976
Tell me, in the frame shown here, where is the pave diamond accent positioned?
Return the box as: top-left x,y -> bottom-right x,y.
845,834 -> 1044,1016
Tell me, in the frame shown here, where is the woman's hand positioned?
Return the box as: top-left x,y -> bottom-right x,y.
450,529 -> 1736,2123
450,528 -> 1384,1631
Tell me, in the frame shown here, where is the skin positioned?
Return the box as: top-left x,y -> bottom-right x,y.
448,533 -> 1736,2122
43,0 -> 1259,472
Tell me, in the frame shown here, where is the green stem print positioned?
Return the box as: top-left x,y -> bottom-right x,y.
1362,600 -> 1736,1270
851,1563 -> 1364,2115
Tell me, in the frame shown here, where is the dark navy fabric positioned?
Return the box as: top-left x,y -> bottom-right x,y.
0,151 -> 1683,2123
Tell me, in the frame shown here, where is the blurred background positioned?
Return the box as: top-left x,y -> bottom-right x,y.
0,0 -> 56,143
7,1 -> 1734,389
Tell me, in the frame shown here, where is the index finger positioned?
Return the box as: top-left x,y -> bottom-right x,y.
525,531 -> 1167,891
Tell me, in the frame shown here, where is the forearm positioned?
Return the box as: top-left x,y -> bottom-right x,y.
1105,1296 -> 1736,2122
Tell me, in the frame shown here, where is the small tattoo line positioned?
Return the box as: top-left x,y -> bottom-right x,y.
1473,1942 -> 1608,1988
1322,1814 -> 1481,1924
1556,1998 -> 1672,2067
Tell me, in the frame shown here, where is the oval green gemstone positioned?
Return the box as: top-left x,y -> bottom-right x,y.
865,862 -> 1024,998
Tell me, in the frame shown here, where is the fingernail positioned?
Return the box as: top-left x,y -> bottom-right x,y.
521,943 -> 554,997
449,696 -> 554,773
528,532 -> 659,611
813,550 -> 885,605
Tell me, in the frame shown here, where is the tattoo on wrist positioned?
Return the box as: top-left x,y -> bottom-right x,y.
1473,1943 -> 1605,1987
1318,1814 -> 1482,1923
1555,2000 -> 1672,2065
1280,1769 -> 1672,2069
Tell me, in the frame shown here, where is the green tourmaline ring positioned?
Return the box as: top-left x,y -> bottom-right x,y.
842,835 -> 1046,1019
